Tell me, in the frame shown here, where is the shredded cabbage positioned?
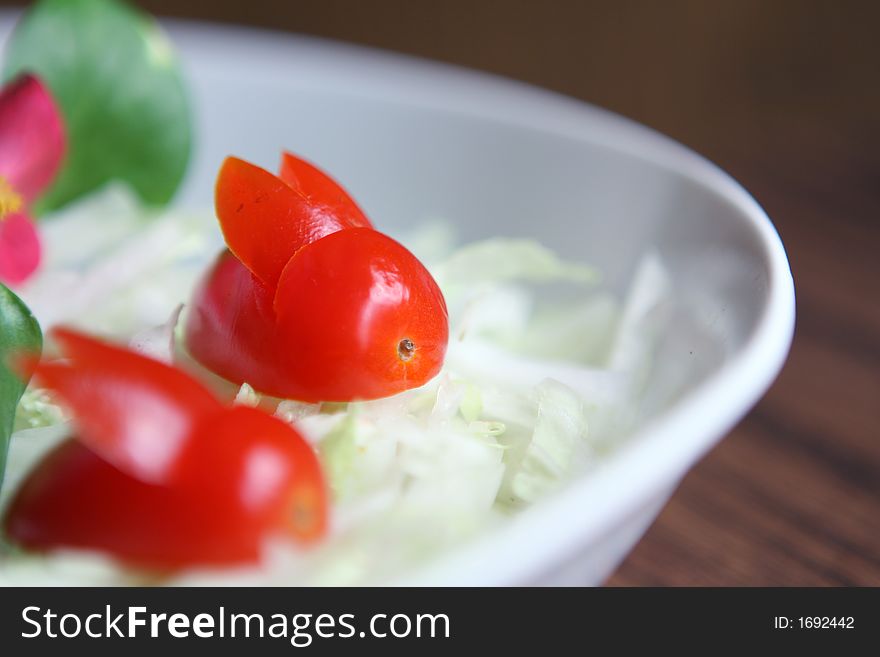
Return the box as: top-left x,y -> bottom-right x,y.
501,379 -> 591,506
433,237 -> 598,288
16,184 -> 218,339
0,185 -> 672,585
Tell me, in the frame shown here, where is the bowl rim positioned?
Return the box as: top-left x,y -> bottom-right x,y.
0,13 -> 796,586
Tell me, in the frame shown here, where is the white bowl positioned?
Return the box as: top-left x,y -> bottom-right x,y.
2,16 -> 795,585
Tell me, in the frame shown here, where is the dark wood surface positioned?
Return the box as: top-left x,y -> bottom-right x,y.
9,0 -> 878,585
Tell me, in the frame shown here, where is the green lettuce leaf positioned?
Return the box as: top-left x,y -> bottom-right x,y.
0,284 -> 42,489
3,0 -> 192,213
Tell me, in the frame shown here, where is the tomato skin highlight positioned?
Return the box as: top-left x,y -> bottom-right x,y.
4,331 -> 328,569
4,439 -> 266,569
176,407 -> 328,543
184,249 -> 284,394
186,229 -> 448,402
4,408 -> 326,569
189,153 -> 450,403
31,328 -> 222,484
215,156 -> 372,288
273,228 -> 449,402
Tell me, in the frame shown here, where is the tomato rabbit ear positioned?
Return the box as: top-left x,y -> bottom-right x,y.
215,156 -> 308,288
216,156 -> 371,289
279,151 -> 373,230
32,328 -> 222,484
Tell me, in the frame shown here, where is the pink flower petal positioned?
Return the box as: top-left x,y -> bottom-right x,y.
0,74 -> 66,202
0,211 -> 41,286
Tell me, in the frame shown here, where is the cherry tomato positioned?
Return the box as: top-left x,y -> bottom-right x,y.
4,329 -> 327,569
30,327 -> 222,484
184,249 -> 282,398
215,155 -> 371,288
186,153 -> 449,402
272,228 -> 448,401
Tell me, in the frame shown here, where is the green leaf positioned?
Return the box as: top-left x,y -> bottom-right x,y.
0,284 -> 42,489
3,0 -> 192,213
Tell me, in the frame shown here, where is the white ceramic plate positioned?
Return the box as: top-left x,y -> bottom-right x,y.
0,14 -> 795,585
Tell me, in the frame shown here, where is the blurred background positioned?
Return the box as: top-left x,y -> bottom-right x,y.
5,0 -> 878,584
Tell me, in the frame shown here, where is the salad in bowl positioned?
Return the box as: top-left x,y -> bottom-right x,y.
0,0 -> 776,586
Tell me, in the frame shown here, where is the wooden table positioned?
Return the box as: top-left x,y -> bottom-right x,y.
111,0 -> 880,584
